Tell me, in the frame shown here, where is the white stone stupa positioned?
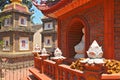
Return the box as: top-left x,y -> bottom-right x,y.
80,40 -> 104,64
87,40 -> 103,59
51,48 -> 65,59
40,48 -> 49,56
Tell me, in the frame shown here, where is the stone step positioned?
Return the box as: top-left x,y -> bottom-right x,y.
29,67 -> 52,80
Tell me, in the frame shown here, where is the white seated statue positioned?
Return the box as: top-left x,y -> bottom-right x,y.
74,28 -> 85,59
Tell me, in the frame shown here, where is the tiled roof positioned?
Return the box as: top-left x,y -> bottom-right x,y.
2,1 -> 30,14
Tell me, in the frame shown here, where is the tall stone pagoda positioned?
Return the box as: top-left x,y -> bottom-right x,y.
41,16 -> 57,53
0,0 -> 34,53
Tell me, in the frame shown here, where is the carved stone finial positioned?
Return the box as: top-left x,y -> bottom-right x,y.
54,48 -> 62,57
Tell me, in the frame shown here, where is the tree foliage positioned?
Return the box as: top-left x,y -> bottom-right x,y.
0,0 -> 11,10
0,40 -> 4,48
0,15 -> 12,22
22,0 -> 33,10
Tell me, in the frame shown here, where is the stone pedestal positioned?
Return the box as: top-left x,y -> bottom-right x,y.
52,58 -> 65,64
40,54 -> 49,60
51,57 -> 66,80
83,63 -> 105,80
32,52 -> 41,57
40,54 -> 49,73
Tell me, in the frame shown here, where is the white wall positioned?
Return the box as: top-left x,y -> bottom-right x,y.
33,28 -> 43,50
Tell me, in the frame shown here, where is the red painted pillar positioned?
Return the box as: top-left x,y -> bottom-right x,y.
57,19 -> 61,48
104,0 -> 115,59
40,55 -> 49,73
52,58 -> 65,80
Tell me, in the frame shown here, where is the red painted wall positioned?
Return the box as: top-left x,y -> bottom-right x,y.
58,2 -> 104,59
114,0 -> 120,60
57,0 -> 120,60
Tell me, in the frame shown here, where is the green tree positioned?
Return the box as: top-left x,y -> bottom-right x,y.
0,15 -> 12,28
0,15 -> 12,22
30,15 -> 35,24
22,0 -> 33,10
0,40 -> 4,48
0,0 -> 10,11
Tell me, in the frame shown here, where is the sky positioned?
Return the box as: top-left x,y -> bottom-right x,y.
31,5 -> 44,24
31,0 -> 44,24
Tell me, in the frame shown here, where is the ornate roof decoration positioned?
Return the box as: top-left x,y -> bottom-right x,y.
32,0 -> 91,18
32,0 -> 72,16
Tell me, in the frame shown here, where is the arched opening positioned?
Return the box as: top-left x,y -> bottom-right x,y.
66,19 -> 85,59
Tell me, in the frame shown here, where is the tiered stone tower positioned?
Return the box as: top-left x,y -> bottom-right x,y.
0,0 -> 34,53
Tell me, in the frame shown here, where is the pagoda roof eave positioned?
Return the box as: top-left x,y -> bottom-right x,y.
33,0 -> 72,16
33,0 -> 91,18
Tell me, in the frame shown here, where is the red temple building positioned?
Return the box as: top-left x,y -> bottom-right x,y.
25,0 -> 120,80
34,0 -> 120,61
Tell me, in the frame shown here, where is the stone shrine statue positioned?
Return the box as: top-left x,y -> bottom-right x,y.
74,28 -> 85,59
